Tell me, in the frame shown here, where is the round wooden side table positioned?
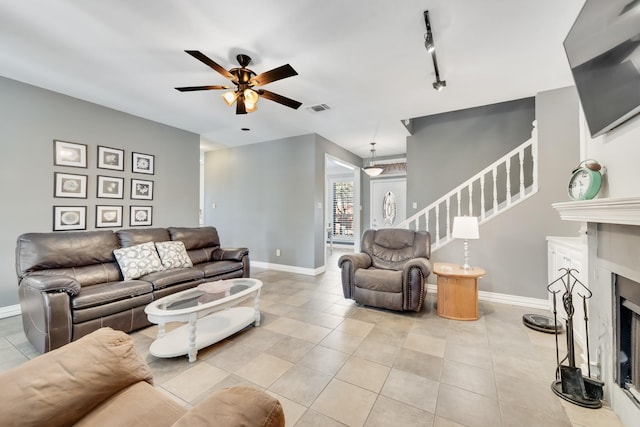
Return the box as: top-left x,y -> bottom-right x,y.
433,262 -> 486,320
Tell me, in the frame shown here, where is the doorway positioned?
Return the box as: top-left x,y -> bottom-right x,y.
325,155 -> 360,268
370,178 -> 407,229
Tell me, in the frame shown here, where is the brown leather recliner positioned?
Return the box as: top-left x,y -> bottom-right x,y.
338,228 -> 432,312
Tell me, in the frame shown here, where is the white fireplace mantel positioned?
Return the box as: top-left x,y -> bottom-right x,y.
552,197 -> 640,226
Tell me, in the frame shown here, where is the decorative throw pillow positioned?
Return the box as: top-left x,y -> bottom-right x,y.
155,241 -> 193,269
113,241 -> 164,280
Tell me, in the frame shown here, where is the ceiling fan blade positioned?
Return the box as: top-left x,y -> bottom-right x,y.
185,50 -> 236,81
257,89 -> 302,110
236,100 -> 247,115
175,85 -> 229,92
251,64 -> 298,86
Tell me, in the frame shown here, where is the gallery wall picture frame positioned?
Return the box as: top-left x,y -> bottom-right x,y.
130,206 -> 152,226
131,178 -> 153,200
53,206 -> 87,231
97,175 -> 124,199
96,205 -> 123,228
97,146 -> 125,171
132,152 -> 154,174
53,140 -> 87,168
54,172 -> 88,198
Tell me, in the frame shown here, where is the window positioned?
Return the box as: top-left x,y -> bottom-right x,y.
332,180 -> 354,240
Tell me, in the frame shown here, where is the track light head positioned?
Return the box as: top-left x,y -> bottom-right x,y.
424,10 -> 447,90
433,79 -> 447,91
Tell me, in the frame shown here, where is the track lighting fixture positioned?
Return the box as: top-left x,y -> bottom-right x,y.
424,33 -> 435,53
423,10 -> 447,91
433,78 -> 446,91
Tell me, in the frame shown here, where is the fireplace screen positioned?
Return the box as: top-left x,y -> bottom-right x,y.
616,274 -> 640,403
630,312 -> 640,398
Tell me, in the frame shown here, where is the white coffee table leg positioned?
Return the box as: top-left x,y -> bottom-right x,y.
187,313 -> 197,362
253,289 -> 261,326
157,321 -> 166,339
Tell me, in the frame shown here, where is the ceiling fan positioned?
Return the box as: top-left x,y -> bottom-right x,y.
175,50 -> 302,114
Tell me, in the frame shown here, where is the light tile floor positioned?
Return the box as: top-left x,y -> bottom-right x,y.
0,249 -> 626,427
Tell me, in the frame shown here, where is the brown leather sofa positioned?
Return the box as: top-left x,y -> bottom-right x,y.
339,228 -> 432,312
16,226 -> 249,353
0,327 -> 285,427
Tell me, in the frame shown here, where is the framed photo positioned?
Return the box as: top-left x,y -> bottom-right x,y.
97,146 -> 124,171
54,172 -> 87,198
53,206 -> 86,231
130,206 -> 152,226
96,205 -> 123,228
132,152 -> 154,174
131,179 -> 153,200
97,175 -> 124,199
53,140 -> 87,168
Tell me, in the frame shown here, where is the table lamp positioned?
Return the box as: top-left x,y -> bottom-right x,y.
451,216 -> 479,270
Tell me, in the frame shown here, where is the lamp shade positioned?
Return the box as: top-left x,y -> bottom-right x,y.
451,216 -> 479,239
363,165 -> 384,177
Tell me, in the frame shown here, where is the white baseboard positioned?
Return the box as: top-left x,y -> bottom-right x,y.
426,284 -> 549,310
251,261 -> 326,276
0,304 -> 21,319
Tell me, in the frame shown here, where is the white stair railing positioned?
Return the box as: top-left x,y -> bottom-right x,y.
397,122 -> 538,251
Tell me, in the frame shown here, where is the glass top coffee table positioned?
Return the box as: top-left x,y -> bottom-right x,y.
144,278 -> 262,362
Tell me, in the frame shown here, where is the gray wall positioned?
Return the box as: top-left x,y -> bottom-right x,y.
406,97 -> 536,217
432,87 -> 581,298
0,76 -> 200,308
204,133 -> 361,270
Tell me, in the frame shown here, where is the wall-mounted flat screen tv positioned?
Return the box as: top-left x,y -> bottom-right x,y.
564,0 -> 640,137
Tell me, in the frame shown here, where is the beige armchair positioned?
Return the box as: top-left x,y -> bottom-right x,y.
338,228 -> 432,312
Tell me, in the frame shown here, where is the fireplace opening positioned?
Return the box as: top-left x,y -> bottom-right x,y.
615,274 -> 640,405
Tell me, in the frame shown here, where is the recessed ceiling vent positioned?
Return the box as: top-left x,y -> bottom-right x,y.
305,104 -> 331,113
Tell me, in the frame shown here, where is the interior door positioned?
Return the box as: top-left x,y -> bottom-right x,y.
370,178 -> 406,229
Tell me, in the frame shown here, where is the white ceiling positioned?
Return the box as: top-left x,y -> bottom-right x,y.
0,0 -> 585,158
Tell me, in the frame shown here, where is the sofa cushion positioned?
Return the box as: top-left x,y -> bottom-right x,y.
155,241 -> 193,269
74,381 -> 186,427
139,268 -> 203,290
168,226 -> 220,250
187,247 -> 216,265
113,242 -> 164,280
116,228 -> 171,248
71,280 -> 154,310
72,293 -> 154,324
16,230 -> 119,278
0,327 -> 153,427
195,260 -> 244,278
172,386 -> 285,427
355,268 -> 403,292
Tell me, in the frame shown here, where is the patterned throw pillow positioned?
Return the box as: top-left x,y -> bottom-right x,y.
155,241 -> 193,269
113,241 -> 164,280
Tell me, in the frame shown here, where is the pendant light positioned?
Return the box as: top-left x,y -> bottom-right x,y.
363,142 -> 384,177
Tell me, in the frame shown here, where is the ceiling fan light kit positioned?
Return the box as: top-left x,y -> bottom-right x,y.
423,10 -> 446,91
176,51 -> 302,114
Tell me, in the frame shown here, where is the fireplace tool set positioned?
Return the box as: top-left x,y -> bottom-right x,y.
547,267 -> 604,408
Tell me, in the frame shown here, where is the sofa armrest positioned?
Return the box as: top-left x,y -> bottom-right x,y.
338,253 -> 371,271
0,328 -> 153,427
402,258 -> 432,311
21,274 -> 81,295
172,386 -> 284,427
338,253 -> 371,299
211,247 -> 249,262
402,257 -> 432,278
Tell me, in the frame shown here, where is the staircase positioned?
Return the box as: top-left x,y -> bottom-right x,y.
397,122 -> 538,251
